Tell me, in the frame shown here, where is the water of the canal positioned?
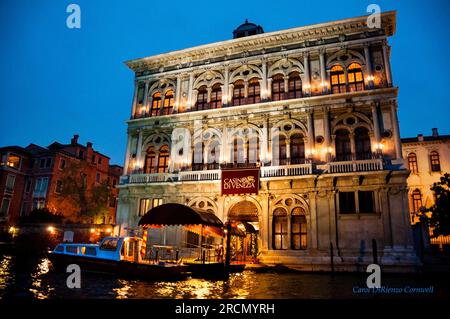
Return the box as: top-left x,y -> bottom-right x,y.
0,253 -> 449,299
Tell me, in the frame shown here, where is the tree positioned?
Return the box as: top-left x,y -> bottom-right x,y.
57,160 -> 111,223
423,173 -> 450,237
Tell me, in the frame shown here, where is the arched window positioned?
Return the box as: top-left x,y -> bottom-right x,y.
247,136 -> 260,164
273,208 -> 288,250
330,65 -> 346,94
290,133 -> 305,164
274,135 -> 287,165
157,145 -> 169,173
271,74 -> 285,101
144,147 -> 156,174
291,207 -> 307,250
430,151 -> 441,172
162,90 -> 174,115
192,142 -> 204,171
247,78 -> 261,104
232,138 -> 245,164
288,72 -> 302,99
206,140 -> 220,170
335,129 -> 352,161
210,84 -> 222,109
195,86 -> 208,111
408,153 -> 418,174
150,92 -> 162,117
347,63 -> 364,92
354,127 -> 372,160
411,189 -> 422,213
232,80 -> 245,106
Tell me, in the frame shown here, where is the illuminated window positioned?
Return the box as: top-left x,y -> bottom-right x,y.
290,134 -> 305,164
271,74 -> 285,101
273,208 -> 288,250
355,127 -> 372,160
232,80 -> 245,106
247,136 -> 260,164
139,198 -> 151,216
411,189 -> 422,213
330,65 -> 346,94
291,208 -> 307,250
288,72 -> 302,99
335,129 -> 352,161
206,140 -> 220,170
6,154 -> 21,169
162,90 -> 174,115
430,151 -> 441,172
210,84 -> 222,109
247,78 -> 261,104
232,138 -> 245,164
347,63 -> 364,92
195,86 -> 208,110
152,198 -> 163,208
150,92 -> 161,117
157,145 -> 169,173
273,135 -> 287,165
407,153 -> 418,174
144,147 -> 157,174
192,142 -> 204,171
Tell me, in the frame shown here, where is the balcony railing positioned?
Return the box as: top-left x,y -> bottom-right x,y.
121,159 -> 385,185
260,163 -> 313,178
129,173 -> 177,184
327,158 -> 383,174
179,169 -> 221,182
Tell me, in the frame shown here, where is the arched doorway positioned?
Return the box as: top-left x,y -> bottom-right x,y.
228,200 -> 260,263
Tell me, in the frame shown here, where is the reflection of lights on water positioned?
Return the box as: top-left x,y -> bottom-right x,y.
0,256 -> 13,289
29,258 -> 54,299
114,280 -> 132,299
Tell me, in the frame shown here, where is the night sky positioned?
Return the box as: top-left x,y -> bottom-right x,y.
1,0 -> 449,166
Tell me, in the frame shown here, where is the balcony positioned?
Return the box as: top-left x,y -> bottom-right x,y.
120,159 -> 385,186
327,158 -> 383,174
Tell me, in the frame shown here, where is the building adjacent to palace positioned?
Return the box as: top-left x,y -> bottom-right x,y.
116,11 -> 419,271
0,135 -> 123,229
402,128 -> 450,225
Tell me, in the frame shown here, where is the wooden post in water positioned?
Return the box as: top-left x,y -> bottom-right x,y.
199,224 -> 204,263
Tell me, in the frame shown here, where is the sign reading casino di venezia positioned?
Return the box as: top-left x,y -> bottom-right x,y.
221,168 -> 259,196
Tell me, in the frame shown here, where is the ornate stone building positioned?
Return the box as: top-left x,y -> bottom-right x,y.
116,12 -> 419,271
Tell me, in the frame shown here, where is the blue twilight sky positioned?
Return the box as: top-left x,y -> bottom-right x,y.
0,0 -> 449,165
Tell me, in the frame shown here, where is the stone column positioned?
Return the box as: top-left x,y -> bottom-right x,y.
309,191 -> 318,249
382,40 -> 393,86
261,59 -> 268,101
131,80 -> 139,118
187,73 -> 194,110
267,78 -> 273,100
283,75 -> 289,93
244,80 -> 249,98
136,129 -> 144,172
228,83 -> 234,105
123,133 -> 132,175
306,109 -> 315,157
319,49 -> 328,93
303,52 -> 310,95
349,132 -> 356,160
364,44 -> 374,88
371,102 -> 381,151
391,101 -> 403,159
206,87 -> 212,103
223,65 -> 229,106
142,81 -> 150,116
323,106 -> 331,161
174,75 -> 181,113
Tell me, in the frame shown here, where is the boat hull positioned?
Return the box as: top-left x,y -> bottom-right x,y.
49,252 -> 188,281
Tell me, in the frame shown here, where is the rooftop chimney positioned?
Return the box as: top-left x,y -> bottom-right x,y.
71,134 -> 79,145
87,142 -> 93,149
432,128 -> 439,138
418,134 -> 424,142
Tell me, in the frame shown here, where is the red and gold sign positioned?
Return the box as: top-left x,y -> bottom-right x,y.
221,169 -> 259,195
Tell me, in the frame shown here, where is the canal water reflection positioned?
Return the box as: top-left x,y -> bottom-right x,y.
0,254 -> 448,299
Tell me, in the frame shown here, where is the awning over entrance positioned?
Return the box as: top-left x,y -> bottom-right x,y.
138,203 -> 223,228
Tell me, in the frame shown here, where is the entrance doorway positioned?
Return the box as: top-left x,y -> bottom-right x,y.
228,200 -> 259,263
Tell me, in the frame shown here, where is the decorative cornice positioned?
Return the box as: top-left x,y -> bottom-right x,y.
125,11 -> 396,74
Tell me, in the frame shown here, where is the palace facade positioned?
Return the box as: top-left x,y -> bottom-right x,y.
116,11 -> 419,271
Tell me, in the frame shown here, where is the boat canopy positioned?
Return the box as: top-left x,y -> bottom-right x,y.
138,203 -> 223,228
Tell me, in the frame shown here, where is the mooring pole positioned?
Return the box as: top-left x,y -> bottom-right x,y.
225,222 -> 232,275
330,241 -> 334,274
372,239 -> 378,264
